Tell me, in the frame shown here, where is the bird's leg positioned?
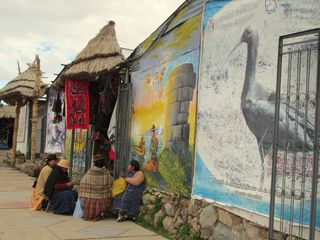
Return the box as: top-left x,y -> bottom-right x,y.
258,142 -> 266,191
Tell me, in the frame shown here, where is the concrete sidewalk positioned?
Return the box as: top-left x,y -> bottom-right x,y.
0,166 -> 166,240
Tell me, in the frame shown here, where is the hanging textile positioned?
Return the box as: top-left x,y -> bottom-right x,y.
65,79 -> 90,129
45,88 -> 65,153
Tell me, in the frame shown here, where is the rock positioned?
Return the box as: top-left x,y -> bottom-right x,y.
218,209 -> 233,227
143,214 -> 152,223
149,195 -> 157,204
188,204 -> 201,217
146,204 -> 155,211
200,227 -> 212,239
201,201 -> 210,208
164,202 -> 175,217
181,198 -> 190,208
268,231 -> 286,240
211,223 -> 238,240
180,208 -> 188,222
143,214 -> 153,223
139,206 -> 146,214
154,210 -> 165,227
189,217 -> 201,234
154,192 -> 161,197
199,205 -> 217,228
243,220 -> 268,240
231,216 -> 245,238
142,194 -> 151,205
162,216 -> 176,234
174,216 -> 184,229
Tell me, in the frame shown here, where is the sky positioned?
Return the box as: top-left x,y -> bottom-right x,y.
0,0 -> 185,88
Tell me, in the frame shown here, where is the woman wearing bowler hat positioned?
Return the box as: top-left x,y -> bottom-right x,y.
44,158 -> 78,215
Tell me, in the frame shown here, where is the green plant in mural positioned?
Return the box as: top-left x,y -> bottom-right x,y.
159,148 -> 188,195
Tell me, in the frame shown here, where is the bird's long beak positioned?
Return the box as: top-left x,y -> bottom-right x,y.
223,41 -> 243,66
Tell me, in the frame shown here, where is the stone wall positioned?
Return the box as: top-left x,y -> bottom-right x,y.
15,153 -> 50,177
139,188 -> 291,240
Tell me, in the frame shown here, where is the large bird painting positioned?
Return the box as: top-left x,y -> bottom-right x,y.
226,26 -> 315,188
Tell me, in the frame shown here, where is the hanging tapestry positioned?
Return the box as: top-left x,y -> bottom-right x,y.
65,79 -> 90,129
45,88 -> 65,153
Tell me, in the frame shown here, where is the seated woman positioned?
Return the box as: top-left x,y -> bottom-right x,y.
31,154 -> 59,210
79,154 -> 113,221
44,159 -> 78,215
113,160 -> 145,222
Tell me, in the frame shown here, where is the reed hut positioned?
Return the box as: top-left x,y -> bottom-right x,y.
55,20 -> 125,86
0,56 -> 47,166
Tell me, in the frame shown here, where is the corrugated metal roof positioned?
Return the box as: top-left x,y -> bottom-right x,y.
129,0 -> 204,61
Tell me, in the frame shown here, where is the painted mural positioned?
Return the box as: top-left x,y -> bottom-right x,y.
45,88 -> 65,153
64,129 -> 72,160
130,3 -> 202,194
71,128 -> 87,184
193,0 -> 320,229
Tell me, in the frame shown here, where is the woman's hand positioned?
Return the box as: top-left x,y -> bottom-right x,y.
119,170 -> 124,177
66,181 -> 73,187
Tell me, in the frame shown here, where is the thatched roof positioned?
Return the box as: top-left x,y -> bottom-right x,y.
0,60 -> 47,105
61,21 -> 125,82
0,105 -> 15,118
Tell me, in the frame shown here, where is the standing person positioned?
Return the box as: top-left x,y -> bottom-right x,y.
79,154 -> 113,221
113,160 -> 145,222
44,159 -> 78,215
30,154 -> 59,210
149,124 -> 159,171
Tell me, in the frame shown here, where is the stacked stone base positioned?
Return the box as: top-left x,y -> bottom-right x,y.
139,188 -> 294,240
15,153 -> 49,177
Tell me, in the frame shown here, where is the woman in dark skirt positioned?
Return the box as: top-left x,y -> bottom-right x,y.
113,160 -> 145,222
44,159 -> 78,215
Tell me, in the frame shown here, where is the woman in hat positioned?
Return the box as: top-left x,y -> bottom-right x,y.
31,154 -> 59,210
113,160 -> 145,222
79,154 -> 113,221
44,159 -> 78,215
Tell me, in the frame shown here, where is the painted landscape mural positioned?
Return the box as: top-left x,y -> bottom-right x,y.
193,0 -> 320,230
130,4 -> 201,194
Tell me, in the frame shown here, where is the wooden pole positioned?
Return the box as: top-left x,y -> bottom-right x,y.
12,101 -> 21,167
30,55 -> 41,163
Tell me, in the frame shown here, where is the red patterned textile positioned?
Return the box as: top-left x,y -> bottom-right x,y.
65,80 -> 89,129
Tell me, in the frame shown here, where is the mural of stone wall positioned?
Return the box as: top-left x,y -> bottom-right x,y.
164,63 -> 196,157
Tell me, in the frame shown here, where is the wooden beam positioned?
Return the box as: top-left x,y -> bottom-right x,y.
30,55 -> 41,163
11,101 -> 21,167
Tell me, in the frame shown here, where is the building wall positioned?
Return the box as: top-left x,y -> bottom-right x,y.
193,0 -> 320,234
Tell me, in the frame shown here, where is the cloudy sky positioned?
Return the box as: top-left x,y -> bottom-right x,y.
0,0 -> 185,88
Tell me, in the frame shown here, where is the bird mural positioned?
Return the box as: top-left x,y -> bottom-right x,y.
226,26 -> 315,189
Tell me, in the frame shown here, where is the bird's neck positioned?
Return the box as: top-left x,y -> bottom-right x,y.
241,41 -> 258,104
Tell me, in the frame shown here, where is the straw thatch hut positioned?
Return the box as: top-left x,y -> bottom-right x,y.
0,56 -> 47,166
0,62 -> 47,105
56,20 -> 125,86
